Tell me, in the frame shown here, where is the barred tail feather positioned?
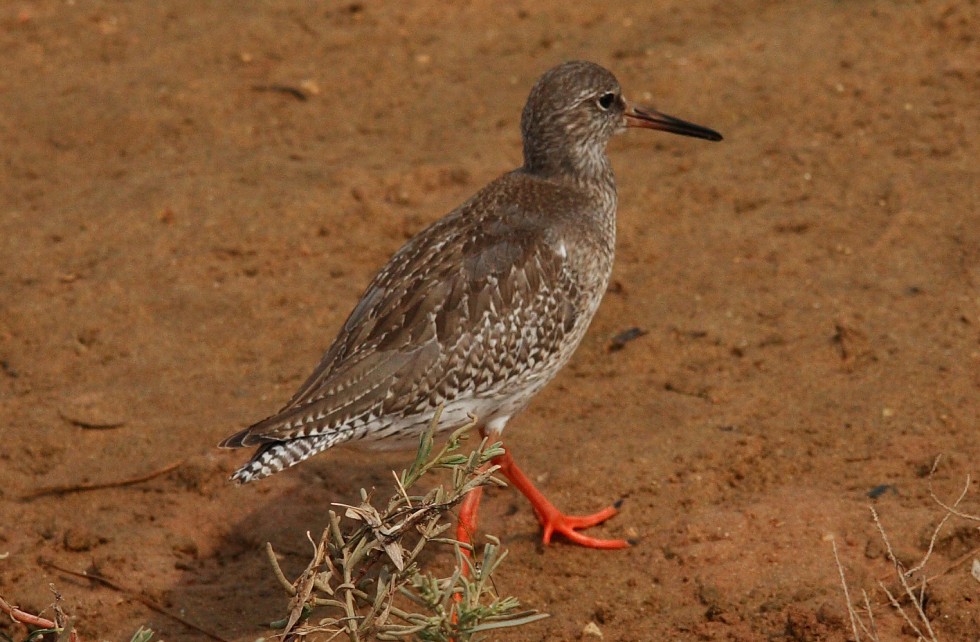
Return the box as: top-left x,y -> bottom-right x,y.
230,433 -> 349,484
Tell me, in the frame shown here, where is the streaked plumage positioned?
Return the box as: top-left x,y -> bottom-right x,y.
220,60 -> 722,485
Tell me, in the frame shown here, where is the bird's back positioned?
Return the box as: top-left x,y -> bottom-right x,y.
221,169 -> 616,481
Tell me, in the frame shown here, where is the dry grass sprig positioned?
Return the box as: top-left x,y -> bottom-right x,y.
831,456 -> 979,642
869,506 -> 937,642
266,409 -> 548,641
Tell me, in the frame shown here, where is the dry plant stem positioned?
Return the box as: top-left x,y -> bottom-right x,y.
907,505 -> 956,578
341,544 -> 359,642
267,542 -> 297,595
833,462 -> 977,642
927,544 -> 980,584
0,594 -> 79,642
860,590 -> 878,640
877,582 -> 927,641
281,531 -> 333,635
831,537 -> 863,642
55,618 -> 75,642
927,457 -> 978,523
22,460 -> 184,500
39,559 -> 229,642
870,507 -> 938,642
907,457 -> 974,576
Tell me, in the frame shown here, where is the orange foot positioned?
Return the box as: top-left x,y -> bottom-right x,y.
534,497 -> 627,548
450,446 -> 626,641
492,448 -> 630,549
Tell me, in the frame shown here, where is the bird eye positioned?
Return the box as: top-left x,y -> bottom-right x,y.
597,92 -> 617,110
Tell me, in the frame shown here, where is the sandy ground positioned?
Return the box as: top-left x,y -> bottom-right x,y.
1,1 -> 978,640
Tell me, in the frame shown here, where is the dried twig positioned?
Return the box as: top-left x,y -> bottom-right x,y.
0,592 -> 79,642
0,585 -> 79,642
926,455 -> 979,523
267,542 -> 297,595
831,537 -> 862,642
860,589 -> 877,640
926,544 -> 980,584
38,559 -> 228,642
870,506 -> 938,642
831,455 -> 978,642
875,578 -> 927,641
23,461 -> 183,500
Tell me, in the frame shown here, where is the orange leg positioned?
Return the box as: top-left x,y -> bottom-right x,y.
455,482 -> 484,560
491,447 -> 630,549
453,481 -> 485,627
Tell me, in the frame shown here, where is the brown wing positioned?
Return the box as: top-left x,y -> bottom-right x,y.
220,172 -> 585,448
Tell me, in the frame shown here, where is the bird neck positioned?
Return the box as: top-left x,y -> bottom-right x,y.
517,148 -> 618,262
522,142 -> 617,204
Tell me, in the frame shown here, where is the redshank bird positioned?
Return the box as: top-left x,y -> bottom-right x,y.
220,60 -> 721,549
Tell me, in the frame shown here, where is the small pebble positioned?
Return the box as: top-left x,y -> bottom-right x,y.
582,621 -> 603,639
300,79 -> 321,96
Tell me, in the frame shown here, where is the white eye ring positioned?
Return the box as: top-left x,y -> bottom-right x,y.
597,92 -> 616,110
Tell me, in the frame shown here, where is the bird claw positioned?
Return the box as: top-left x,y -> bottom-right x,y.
537,503 -> 630,549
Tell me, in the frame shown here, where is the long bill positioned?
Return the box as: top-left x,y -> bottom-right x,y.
625,103 -> 723,142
